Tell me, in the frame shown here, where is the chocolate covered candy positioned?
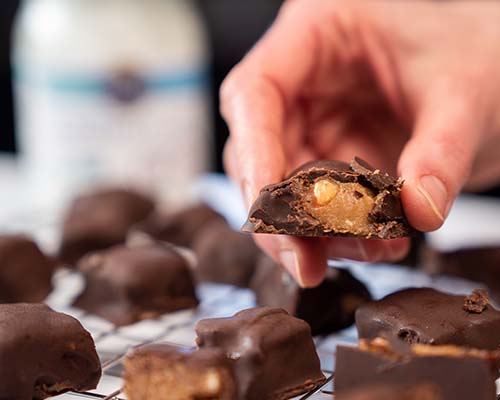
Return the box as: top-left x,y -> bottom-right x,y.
251,255 -> 371,335
124,344 -> 237,400
356,288 -> 500,350
192,220 -> 261,287
335,338 -> 500,400
133,203 -> 225,247
0,235 -> 54,303
243,158 -> 414,239
58,188 -> 155,265
73,242 -> 198,326
0,303 -> 101,399
195,307 -> 326,400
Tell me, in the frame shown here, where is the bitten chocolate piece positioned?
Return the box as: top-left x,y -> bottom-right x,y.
356,287 -> 500,350
195,307 -> 326,400
335,338 -> 500,400
124,344 -> 237,400
192,220 -> 261,287
0,303 -> 101,400
0,235 -> 54,303
251,255 -> 371,335
132,203 -> 225,247
58,188 -> 155,266
73,242 -> 198,326
244,158 -> 414,239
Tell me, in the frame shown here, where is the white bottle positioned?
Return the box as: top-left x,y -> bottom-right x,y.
12,0 -> 211,207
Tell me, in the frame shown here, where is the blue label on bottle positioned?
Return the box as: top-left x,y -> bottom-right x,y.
13,65 -> 209,101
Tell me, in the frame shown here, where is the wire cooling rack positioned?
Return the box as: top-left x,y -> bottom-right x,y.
47,269 -> 341,399
46,257 -> 492,400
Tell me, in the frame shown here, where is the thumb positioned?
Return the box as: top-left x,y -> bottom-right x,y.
398,85 -> 486,232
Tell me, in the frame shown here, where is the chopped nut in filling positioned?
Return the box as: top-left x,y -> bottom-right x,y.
305,179 -> 376,235
125,363 -> 230,399
359,337 -> 500,363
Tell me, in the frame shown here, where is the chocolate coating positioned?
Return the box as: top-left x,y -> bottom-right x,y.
244,158 -> 414,239
0,303 -> 101,400
132,203 -> 225,247
192,220 -> 261,287
356,287 -> 500,350
195,307 -> 326,400
335,339 -> 500,400
124,344 -> 237,400
251,255 -> 371,335
0,235 -> 54,303
73,242 -> 198,326
58,188 -> 155,266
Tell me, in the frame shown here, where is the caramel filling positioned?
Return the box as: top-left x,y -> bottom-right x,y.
305,179 -> 376,235
360,337 -> 498,361
125,362 -> 228,399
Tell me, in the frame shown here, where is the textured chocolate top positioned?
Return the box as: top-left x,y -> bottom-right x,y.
251,255 -> 371,335
356,287 -> 500,350
243,158 -> 414,239
58,188 -> 155,266
0,303 -> 101,400
132,203 -> 225,247
192,220 -> 261,287
335,339 -> 500,400
195,307 -> 326,400
73,242 -> 198,326
124,344 -> 237,400
0,235 -> 54,303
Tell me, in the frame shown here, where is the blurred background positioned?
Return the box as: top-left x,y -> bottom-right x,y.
0,0 -> 498,206
0,0 -> 284,205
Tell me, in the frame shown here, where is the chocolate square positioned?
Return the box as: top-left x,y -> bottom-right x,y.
195,307 -> 326,400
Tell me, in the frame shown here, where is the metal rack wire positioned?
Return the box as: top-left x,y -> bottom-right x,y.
49,270 -> 344,400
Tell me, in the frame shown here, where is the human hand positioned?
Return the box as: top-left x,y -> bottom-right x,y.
221,0 -> 500,287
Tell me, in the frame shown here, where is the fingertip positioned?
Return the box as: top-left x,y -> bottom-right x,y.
382,237 -> 411,261
397,90 -> 483,232
401,176 -> 448,232
324,238 -> 382,262
274,236 -> 327,288
291,237 -> 327,288
324,237 -> 410,263
254,235 -> 327,288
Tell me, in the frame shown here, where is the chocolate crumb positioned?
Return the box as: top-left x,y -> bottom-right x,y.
464,290 -> 489,314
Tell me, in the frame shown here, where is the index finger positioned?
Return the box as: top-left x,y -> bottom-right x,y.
220,0 -> 336,202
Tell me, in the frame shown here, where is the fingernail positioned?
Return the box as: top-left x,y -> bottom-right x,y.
280,250 -> 303,286
417,175 -> 448,221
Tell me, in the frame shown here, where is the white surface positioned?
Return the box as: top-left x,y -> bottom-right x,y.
427,194 -> 500,251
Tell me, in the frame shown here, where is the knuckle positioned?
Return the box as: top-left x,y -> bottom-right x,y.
435,132 -> 474,183
219,67 -> 242,104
